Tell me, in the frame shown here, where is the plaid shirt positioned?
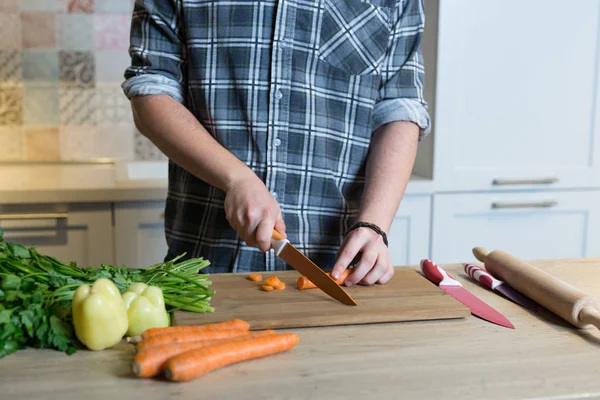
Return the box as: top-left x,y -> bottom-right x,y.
122,0 -> 431,273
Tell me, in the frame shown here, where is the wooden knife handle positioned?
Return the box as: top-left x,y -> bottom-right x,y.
472,247 -> 600,329
271,229 -> 286,241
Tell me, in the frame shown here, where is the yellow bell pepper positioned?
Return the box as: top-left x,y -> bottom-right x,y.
72,278 -> 129,351
122,282 -> 170,336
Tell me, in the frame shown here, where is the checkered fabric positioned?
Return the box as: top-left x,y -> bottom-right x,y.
122,0 -> 431,273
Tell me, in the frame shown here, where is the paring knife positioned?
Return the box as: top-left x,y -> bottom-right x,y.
420,259 -> 514,329
464,263 -> 538,312
271,229 -> 357,306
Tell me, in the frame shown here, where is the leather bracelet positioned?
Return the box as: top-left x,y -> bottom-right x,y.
344,221 -> 388,247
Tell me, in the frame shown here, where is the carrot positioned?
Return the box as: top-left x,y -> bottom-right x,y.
248,273 -> 262,282
134,329 -> 251,351
264,275 -> 281,287
274,281 -> 286,290
163,333 -> 300,382
297,269 -> 352,290
261,285 -> 274,291
132,330 -> 276,378
128,319 -> 250,342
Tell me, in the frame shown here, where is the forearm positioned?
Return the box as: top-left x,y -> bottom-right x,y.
357,121 -> 420,233
131,94 -> 256,191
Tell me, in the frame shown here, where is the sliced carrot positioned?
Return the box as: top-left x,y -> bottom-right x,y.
163,333 -> 300,382
134,329 -> 251,351
264,275 -> 281,287
248,273 -> 262,282
132,330 -> 276,378
274,281 -> 286,290
297,269 -> 352,290
261,285 -> 274,291
128,319 -> 250,342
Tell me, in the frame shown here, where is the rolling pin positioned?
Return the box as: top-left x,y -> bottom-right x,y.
472,247 -> 600,330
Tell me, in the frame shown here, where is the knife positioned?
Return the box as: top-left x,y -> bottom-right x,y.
420,259 -> 514,329
271,229 -> 357,306
464,263 -> 538,312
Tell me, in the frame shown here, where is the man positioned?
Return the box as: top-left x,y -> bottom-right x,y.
122,0 -> 430,286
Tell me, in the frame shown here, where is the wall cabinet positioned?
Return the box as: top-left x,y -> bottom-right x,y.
431,190 -> 600,264
431,0 -> 600,192
113,201 -> 168,269
0,203 -> 114,268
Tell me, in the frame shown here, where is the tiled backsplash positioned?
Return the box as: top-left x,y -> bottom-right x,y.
0,0 -> 167,162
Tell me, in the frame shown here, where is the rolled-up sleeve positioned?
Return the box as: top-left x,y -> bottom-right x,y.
371,0 -> 431,140
122,0 -> 186,104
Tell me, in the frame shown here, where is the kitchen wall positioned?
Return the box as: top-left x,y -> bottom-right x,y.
0,0 -> 166,162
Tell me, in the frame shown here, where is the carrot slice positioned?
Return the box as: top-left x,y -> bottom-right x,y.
264,276 -> 281,287
163,333 -> 300,382
261,285 -> 274,291
132,330 -> 276,378
274,281 -> 286,290
128,319 -> 250,342
248,273 -> 262,282
297,269 -> 352,290
134,329 -> 251,351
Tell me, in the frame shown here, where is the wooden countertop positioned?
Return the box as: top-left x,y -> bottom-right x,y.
2,258 -> 599,399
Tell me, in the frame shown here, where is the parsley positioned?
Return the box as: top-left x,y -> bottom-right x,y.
0,227 -> 214,359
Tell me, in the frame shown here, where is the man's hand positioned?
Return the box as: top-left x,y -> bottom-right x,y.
331,227 -> 393,286
224,173 -> 286,252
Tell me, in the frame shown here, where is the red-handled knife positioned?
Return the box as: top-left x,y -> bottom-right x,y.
464,263 -> 538,312
420,259 -> 515,329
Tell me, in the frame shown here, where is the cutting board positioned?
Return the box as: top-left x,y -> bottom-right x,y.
171,267 -> 470,330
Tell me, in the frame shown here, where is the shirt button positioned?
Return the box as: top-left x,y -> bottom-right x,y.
274,138 -> 281,146
271,192 -> 278,199
274,90 -> 283,100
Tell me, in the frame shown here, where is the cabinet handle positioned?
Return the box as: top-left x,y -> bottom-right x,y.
491,201 -> 558,209
492,177 -> 559,185
0,212 -> 68,220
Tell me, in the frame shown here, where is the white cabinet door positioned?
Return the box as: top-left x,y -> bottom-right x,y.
0,204 -> 114,268
433,0 -> 600,191
388,195 -> 432,266
431,191 -> 600,264
114,201 -> 168,269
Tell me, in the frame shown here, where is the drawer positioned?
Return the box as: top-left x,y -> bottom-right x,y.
431,190 -> 600,264
0,203 -> 114,268
388,195 -> 432,266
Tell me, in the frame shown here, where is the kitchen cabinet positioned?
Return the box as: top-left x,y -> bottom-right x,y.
431,0 -> 600,191
388,195 -> 432,266
430,190 -> 600,264
113,201 -> 168,269
0,203 -> 114,268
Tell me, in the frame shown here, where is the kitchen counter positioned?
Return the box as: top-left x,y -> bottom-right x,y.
0,162 -> 435,205
1,258 -> 599,400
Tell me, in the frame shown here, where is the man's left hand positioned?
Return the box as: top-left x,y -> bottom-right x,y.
331,227 -> 394,286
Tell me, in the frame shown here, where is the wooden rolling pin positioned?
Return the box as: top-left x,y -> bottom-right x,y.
472,247 -> 600,330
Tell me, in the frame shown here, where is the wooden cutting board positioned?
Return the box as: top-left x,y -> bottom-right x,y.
171,267 -> 470,329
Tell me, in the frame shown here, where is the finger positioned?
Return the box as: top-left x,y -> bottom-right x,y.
274,214 -> 286,236
255,217 -> 275,252
359,257 -> 387,285
377,266 -> 394,284
345,249 -> 378,286
331,236 -> 364,280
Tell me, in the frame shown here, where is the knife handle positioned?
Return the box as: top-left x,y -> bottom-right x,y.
464,264 -> 502,290
420,259 -> 462,287
271,229 -> 288,256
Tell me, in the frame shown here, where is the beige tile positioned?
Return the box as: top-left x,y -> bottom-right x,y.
25,126 -> 60,160
0,127 -> 24,160
22,12 -> 57,49
0,0 -> 20,12
60,124 -> 134,160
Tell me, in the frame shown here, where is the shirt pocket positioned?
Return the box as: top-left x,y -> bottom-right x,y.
317,0 -> 393,76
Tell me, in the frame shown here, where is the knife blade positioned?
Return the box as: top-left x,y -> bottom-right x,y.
271,229 -> 357,306
420,259 -> 514,329
464,263 -> 538,312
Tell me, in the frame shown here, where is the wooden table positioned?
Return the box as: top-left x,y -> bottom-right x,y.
2,258 -> 600,400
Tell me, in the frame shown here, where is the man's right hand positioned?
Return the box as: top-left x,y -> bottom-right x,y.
224,173 -> 286,253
